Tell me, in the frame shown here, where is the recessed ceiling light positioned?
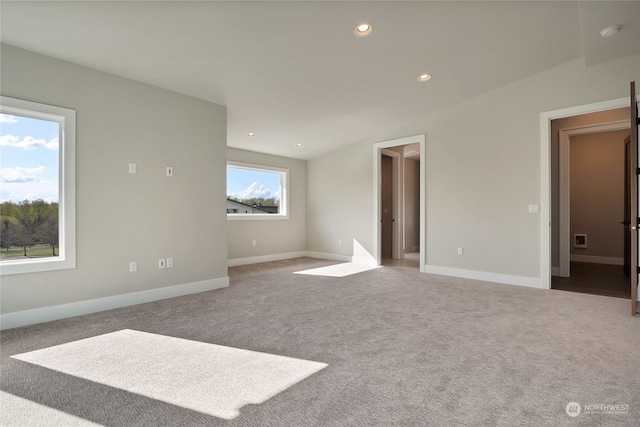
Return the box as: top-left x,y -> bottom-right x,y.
600,25 -> 620,38
296,143 -> 304,148
417,74 -> 432,82
354,24 -> 372,37
247,132 -> 256,137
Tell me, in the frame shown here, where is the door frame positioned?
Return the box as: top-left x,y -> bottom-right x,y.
540,97 -> 628,289
558,119 -> 630,277
374,134 -> 426,272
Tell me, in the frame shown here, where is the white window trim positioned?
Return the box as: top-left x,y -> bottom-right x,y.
227,161 -> 289,220
0,96 -> 76,275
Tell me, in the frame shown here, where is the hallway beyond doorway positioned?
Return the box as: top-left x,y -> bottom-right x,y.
382,251 -> 419,269
552,262 -> 630,299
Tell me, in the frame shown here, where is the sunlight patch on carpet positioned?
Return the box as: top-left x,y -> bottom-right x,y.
0,391 -> 103,427
294,262 -> 381,277
11,329 -> 327,420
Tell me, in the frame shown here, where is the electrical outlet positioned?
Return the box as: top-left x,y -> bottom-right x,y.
338,238 -> 342,245
166,258 -> 173,268
166,166 -> 173,177
158,259 -> 166,269
457,247 -> 464,255
129,261 -> 137,272
129,163 -> 137,174
252,240 -> 257,246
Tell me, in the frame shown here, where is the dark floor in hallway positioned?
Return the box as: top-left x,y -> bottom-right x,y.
552,262 -> 631,299
382,251 -> 420,269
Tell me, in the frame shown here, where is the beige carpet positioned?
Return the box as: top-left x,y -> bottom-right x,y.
1,257 -> 638,426
11,329 -> 327,420
0,391 -> 103,427
294,262 -> 381,277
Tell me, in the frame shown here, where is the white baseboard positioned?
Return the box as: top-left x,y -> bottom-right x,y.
0,277 -> 229,331
305,251 -> 375,266
228,251 -> 358,267
423,265 -> 542,289
570,255 -> 624,266
227,251 -> 308,267
302,251 -> 352,263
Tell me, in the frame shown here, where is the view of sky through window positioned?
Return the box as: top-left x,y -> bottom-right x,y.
0,113 -> 60,203
227,166 -> 281,204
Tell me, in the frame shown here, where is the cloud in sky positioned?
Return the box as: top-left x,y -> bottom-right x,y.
0,114 -> 18,124
0,134 -> 59,151
230,182 -> 280,201
1,166 -> 47,183
2,191 -> 41,203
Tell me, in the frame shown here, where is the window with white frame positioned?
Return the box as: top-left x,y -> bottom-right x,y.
226,161 -> 288,219
0,96 -> 76,275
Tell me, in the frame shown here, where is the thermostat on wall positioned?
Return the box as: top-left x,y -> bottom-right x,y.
574,234 -> 587,249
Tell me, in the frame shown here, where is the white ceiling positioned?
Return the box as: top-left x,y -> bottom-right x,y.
1,1 -> 638,160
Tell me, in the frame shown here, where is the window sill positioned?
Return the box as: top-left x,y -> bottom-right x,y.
227,214 -> 289,221
1,256 -> 76,276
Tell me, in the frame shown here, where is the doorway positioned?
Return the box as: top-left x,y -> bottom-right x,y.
542,84 -> 638,315
541,97 -> 629,289
551,111 -> 631,298
374,135 -> 426,272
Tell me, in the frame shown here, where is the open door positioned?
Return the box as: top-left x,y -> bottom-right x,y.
630,81 -> 638,316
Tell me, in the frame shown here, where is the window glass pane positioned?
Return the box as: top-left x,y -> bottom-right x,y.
1,113 -> 60,259
227,166 -> 282,214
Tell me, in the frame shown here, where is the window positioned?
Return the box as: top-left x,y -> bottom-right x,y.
226,161 -> 288,219
0,96 -> 76,275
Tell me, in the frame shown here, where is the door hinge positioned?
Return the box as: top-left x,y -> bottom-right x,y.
637,266 -> 640,275
636,117 -> 640,126
636,167 -> 640,175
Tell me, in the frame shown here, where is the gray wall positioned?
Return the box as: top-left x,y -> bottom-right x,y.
227,148 -> 306,261
307,140 -> 374,259
570,130 -> 630,260
1,45 -> 228,314
307,54 -> 639,280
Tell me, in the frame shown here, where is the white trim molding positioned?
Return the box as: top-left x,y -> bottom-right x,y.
0,96 -> 76,276
424,265 -> 543,289
0,277 -> 229,330
226,160 -> 289,220
228,251 -> 373,267
305,251 -> 352,263
227,251 -> 308,267
373,134 -> 426,273
540,97 -> 628,289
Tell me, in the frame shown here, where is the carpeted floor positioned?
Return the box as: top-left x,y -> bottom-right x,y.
1,257 -> 638,426
10,329 -> 327,420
